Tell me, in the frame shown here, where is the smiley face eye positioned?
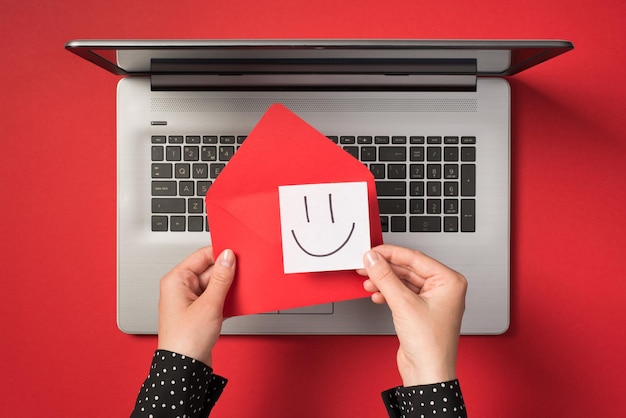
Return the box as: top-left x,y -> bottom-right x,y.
303,194 -> 335,224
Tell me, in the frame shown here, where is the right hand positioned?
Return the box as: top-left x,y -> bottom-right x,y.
357,244 -> 467,386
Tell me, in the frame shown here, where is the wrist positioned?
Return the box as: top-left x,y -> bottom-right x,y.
398,351 -> 456,387
157,337 -> 213,368
400,366 -> 456,387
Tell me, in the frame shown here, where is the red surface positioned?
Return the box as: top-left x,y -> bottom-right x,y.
1,0 -> 625,416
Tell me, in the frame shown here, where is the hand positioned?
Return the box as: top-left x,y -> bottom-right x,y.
357,245 -> 467,386
157,246 -> 236,367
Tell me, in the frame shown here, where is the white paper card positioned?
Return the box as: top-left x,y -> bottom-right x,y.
278,181 -> 371,274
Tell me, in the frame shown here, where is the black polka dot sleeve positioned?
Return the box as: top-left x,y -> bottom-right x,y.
131,350 -> 227,417
382,380 -> 467,418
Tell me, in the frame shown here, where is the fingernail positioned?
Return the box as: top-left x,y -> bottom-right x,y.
220,249 -> 235,267
364,250 -> 380,268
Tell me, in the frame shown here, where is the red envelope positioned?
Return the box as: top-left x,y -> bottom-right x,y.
206,103 -> 383,317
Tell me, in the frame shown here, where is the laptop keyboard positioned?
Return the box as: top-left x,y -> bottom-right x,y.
150,134 -> 476,233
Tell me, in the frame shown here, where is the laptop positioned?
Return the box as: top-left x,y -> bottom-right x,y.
65,39 -> 573,335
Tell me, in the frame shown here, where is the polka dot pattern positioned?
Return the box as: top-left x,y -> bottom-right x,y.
131,350 -> 227,417
133,350 -> 465,418
382,380 -> 467,418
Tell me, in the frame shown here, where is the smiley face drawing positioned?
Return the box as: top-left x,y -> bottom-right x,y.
291,193 -> 356,257
278,182 -> 371,274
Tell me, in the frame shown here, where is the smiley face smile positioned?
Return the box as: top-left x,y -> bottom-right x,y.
290,194 -> 356,257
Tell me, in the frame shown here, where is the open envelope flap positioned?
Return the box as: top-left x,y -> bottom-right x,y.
204,201 -> 282,316
206,103 -> 383,317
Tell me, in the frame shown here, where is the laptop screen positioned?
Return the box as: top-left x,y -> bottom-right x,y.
66,39 -> 573,77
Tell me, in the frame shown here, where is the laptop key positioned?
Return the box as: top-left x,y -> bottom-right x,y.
360,146 -> 376,161
444,182 -> 459,196
427,147 -> 442,161
152,163 -> 172,178
444,199 -> 459,214
461,164 -> 476,196
427,199 -> 442,214
444,147 -> 459,161
210,163 -> 225,178
201,146 -> 217,161
219,146 -> 235,161
152,181 -> 177,196
152,198 -> 185,213
461,146 -> 476,161
409,182 -> 424,196
166,146 -> 181,161
184,146 -> 199,161
410,164 -> 425,179
376,181 -> 406,196
461,199 -> 476,232
427,164 -> 441,179
410,216 -> 441,232
188,198 -> 204,213
427,182 -> 442,196
192,163 -> 209,179
387,164 -> 406,179
174,163 -> 190,178
179,181 -> 194,196
151,216 -> 168,231
444,164 -> 459,179
378,199 -> 406,214
444,216 -> 459,232
369,164 -> 385,179
410,199 -> 425,214
391,216 -> 407,232
170,216 -> 186,231
197,181 -> 212,196
188,216 -> 204,232
379,147 -> 406,161
410,146 -> 425,161
151,146 -> 164,161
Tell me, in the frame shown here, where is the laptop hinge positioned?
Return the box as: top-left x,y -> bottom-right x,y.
149,58 -> 477,92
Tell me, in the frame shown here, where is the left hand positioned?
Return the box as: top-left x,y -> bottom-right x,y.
157,246 -> 236,367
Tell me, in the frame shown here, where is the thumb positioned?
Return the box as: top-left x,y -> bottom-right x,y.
198,249 -> 236,312
363,250 -> 411,309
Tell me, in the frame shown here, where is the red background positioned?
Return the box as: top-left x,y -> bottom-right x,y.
2,0 -> 625,416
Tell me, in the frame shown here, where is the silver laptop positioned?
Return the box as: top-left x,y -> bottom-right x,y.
66,39 -> 573,335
